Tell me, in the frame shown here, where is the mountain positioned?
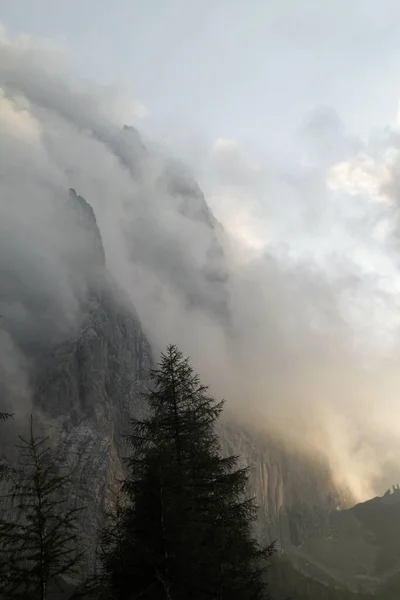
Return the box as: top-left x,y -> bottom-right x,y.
265,485 -> 400,599
219,420 -> 351,549
266,488 -> 400,599
278,486 -> 400,596
268,554 -> 374,600
0,126 -> 352,584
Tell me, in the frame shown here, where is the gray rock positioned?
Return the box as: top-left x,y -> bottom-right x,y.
0,162 -> 349,583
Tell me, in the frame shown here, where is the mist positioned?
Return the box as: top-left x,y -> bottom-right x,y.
2,25 -> 400,502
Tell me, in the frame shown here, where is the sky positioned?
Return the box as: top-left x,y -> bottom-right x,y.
2,0 -> 400,145
3,2 -> 400,501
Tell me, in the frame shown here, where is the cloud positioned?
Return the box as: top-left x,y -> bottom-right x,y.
212,138 -> 240,153
2,23 -> 400,502
0,89 -> 41,141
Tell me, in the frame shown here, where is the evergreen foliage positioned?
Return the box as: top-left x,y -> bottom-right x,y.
0,411 -> 14,481
0,416 -> 84,600
0,413 -> 13,421
99,344 -> 275,600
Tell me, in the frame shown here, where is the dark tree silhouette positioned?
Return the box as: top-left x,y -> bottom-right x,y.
0,411 -> 14,481
0,416 -> 84,600
0,412 -> 13,421
99,344 -> 275,600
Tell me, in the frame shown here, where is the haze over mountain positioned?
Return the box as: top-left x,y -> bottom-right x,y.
3,18 -> 400,508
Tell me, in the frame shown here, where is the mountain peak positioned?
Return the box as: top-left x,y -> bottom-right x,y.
68,188 -> 106,268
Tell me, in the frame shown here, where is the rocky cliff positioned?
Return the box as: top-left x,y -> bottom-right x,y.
219,420 -> 350,549
0,131 -> 349,580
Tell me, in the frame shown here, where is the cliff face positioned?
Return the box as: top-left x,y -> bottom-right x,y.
0,187 -> 153,573
0,137 -> 348,578
219,421 -> 349,549
67,188 -> 106,269
33,277 -> 152,573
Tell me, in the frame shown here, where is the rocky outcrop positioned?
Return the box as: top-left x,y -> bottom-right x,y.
68,188 -> 106,268
30,275 -> 152,574
219,421 -> 350,549
0,166 -> 348,579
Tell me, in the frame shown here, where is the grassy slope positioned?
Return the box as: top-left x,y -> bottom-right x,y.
268,555 -> 375,600
278,492 -> 400,595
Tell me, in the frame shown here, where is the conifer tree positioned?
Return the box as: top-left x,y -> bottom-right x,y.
100,344 -> 275,600
0,416 -> 84,600
0,412 -> 13,421
0,322 -> 14,427
0,411 -> 14,481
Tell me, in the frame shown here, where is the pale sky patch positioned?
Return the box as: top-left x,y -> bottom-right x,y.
212,138 -> 240,153
0,89 -> 40,141
327,152 -> 393,201
209,187 -> 266,259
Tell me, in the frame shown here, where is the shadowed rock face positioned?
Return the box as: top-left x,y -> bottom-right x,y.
29,287 -> 347,576
0,168 -> 348,581
33,275 -> 152,574
68,188 -> 106,269
161,163 -> 230,321
0,187 -> 153,574
218,421 -> 350,549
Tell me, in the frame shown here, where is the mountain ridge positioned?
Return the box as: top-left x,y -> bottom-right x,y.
0,126 -> 355,588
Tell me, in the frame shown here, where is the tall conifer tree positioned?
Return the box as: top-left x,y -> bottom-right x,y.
100,344 -> 275,600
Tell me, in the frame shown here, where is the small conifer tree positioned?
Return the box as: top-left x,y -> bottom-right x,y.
0,416 -> 84,600
0,411 -> 14,481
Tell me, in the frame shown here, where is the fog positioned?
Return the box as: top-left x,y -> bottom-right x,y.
2,25 -> 400,502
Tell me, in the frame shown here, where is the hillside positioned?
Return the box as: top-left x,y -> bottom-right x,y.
282,487 -> 400,595
268,555 -> 374,600
0,128 -> 351,579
